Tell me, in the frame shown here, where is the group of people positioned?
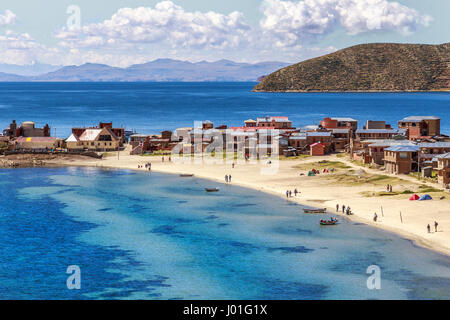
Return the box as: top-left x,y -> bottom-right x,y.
386,184 -> 393,193
286,189 -> 300,198
336,204 -> 352,215
225,175 -> 232,183
161,156 -> 171,162
138,162 -> 152,171
427,221 -> 439,233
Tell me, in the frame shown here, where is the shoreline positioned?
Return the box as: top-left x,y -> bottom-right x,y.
58,153 -> 450,257
2,152 -> 449,257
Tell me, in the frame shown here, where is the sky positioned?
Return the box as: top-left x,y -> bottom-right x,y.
0,0 -> 448,67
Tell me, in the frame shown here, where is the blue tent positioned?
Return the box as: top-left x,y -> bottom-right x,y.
418,194 -> 433,201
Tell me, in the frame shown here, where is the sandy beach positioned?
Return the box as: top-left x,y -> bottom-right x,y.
13,149 -> 449,257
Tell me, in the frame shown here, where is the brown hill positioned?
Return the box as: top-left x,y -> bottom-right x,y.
253,43 -> 450,92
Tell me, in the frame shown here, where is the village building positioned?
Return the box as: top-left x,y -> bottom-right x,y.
384,145 -> 420,175
436,153 -> 450,187
310,143 -> 326,156
244,119 -> 257,127
3,120 -> 51,138
355,129 -> 399,140
288,132 -> 307,149
72,122 -> 125,144
256,116 -> 292,129
418,142 -> 450,166
306,131 -> 332,144
65,134 -> 82,150
14,137 -> 62,151
366,140 -> 417,165
320,117 -> 358,131
67,127 -> 120,151
398,116 -> 441,140
330,128 -> 351,150
364,120 -> 392,130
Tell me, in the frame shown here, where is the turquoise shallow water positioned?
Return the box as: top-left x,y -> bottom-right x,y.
0,167 -> 449,300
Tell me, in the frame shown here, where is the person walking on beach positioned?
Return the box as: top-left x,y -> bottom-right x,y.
286,190 -> 289,198
342,205 -> 346,213
435,221 -> 439,232
289,190 -> 292,197
232,163 -> 235,169
427,224 -> 431,233
162,156 -> 165,162
229,175 -> 232,183
336,204 -> 339,212
294,189 -> 298,197
225,175 -> 228,183
373,213 -> 378,222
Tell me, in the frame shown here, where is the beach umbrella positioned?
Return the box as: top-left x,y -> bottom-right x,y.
409,194 -> 420,201
418,194 -> 433,201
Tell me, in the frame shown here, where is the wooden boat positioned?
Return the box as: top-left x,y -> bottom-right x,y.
180,174 -> 194,177
205,188 -> 220,192
303,208 -> 327,214
320,219 -> 338,226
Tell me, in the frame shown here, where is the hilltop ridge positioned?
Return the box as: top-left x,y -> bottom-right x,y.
253,43 -> 450,92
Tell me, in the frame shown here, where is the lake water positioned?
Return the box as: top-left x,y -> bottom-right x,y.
0,82 -> 449,137
0,167 -> 449,300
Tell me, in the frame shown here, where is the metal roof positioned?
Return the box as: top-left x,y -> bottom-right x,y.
368,140 -> 416,147
400,116 -> 440,122
434,152 -> 450,160
307,132 -> 331,137
418,142 -> 450,148
356,129 -> 397,134
331,128 -> 351,133
385,145 -> 420,152
79,129 -> 102,141
331,117 -> 357,122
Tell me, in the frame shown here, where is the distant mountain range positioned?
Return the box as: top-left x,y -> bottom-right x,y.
254,43 -> 450,92
0,59 -> 289,82
0,62 -> 62,76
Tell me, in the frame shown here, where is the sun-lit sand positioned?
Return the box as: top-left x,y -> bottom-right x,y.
54,148 -> 450,256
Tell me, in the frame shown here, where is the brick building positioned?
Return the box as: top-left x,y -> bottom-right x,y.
384,145 -> 419,174
398,116 -> 440,140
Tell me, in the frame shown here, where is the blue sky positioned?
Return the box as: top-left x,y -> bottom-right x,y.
0,0 -> 448,66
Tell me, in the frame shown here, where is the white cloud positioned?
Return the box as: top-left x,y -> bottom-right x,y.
0,2 -> 433,66
55,1 -> 250,50
0,9 -> 16,26
260,0 -> 433,47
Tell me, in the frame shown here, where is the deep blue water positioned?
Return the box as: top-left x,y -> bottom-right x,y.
0,82 -> 449,137
0,167 -> 449,300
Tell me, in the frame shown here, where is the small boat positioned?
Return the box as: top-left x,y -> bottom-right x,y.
205,188 -> 220,193
303,208 -> 327,214
320,219 -> 338,226
180,174 -> 194,177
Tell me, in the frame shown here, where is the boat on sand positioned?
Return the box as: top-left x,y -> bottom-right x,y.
205,188 -> 220,192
